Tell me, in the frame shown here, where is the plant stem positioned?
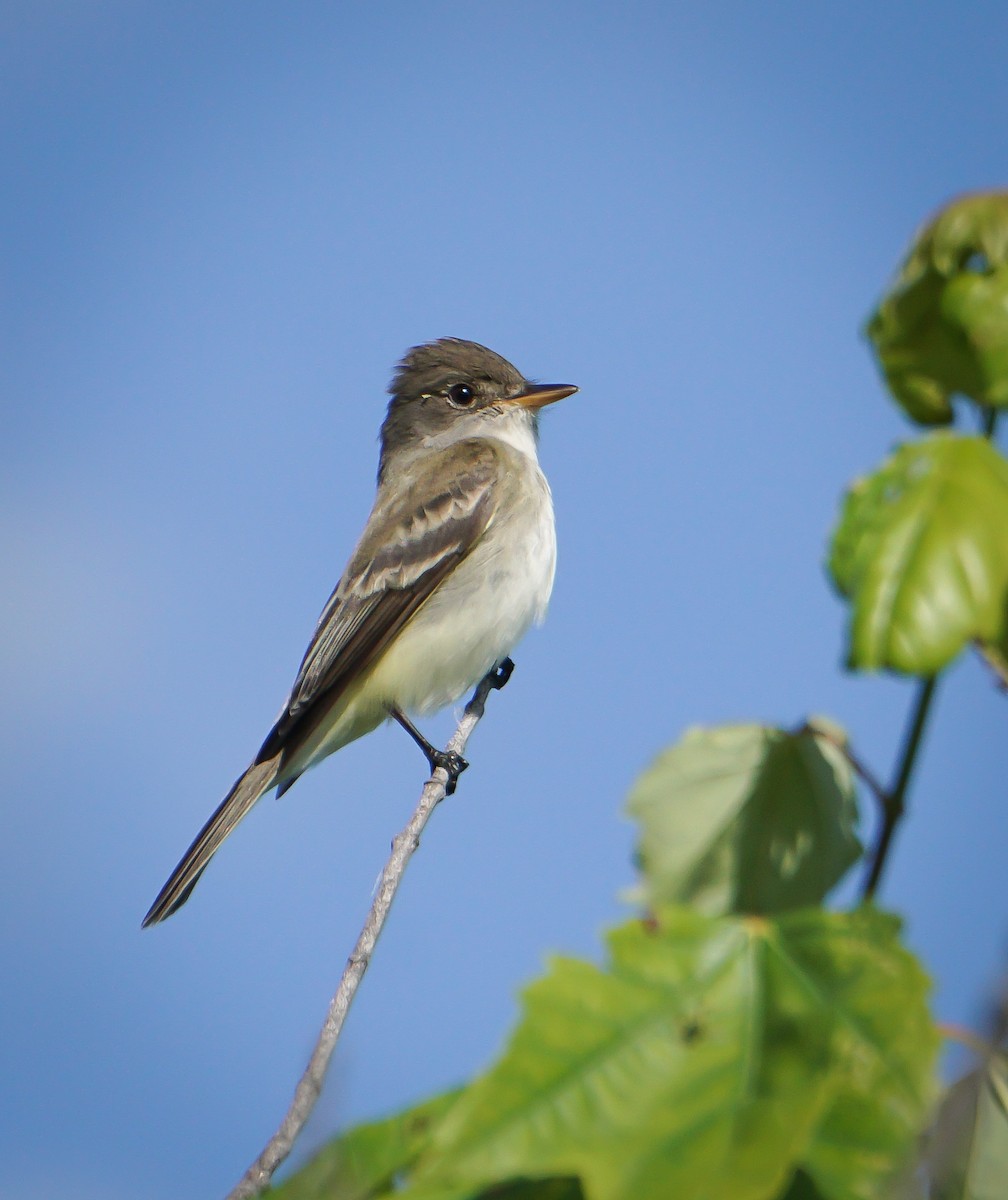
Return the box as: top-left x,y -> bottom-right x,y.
861,407 -> 997,899
862,674 -> 938,899
798,720 -> 888,808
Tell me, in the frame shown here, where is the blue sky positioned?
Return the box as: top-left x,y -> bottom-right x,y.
4,3 -> 1008,1197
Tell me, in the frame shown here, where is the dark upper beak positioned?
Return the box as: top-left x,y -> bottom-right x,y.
511,382 -> 579,410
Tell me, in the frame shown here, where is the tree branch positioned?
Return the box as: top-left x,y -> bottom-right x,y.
225,658 -> 515,1200
862,674 -> 938,900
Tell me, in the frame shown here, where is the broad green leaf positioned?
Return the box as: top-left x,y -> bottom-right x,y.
465,1183 -> 584,1200
626,722 -> 861,916
268,1090 -> 461,1199
781,911 -> 939,1200
922,1056 -> 1008,1200
373,1187 -> 472,1200
378,1181 -> 583,1200
774,1170 -> 829,1200
867,191 -> 1008,424
828,434 -> 1008,674
399,908 -> 935,1200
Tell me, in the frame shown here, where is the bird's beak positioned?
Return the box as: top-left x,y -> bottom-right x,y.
510,382 -> 579,410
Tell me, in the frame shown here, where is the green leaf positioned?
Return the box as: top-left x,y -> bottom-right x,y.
372,1187 -> 472,1200
867,191 -> 1008,424
377,1181 -> 583,1200
828,433 -> 1008,674
469,1182 -> 584,1200
922,1055 -> 1008,1200
268,1090 -> 461,1199
781,910 -> 939,1200
400,908 -> 936,1200
773,1170 -> 829,1200
625,722 -> 861,916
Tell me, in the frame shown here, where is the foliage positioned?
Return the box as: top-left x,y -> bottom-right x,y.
904,1054 -> 1008,1200
268,193 -> 1008,1199
268,1092 -> 461,1200
868,192 -> 1008,424
828,434 -> 1008,674
276,905 -> 935,1200
626,721 -> 861,915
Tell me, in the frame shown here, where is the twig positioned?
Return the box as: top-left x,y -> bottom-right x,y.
225,658 -> 515,1200
937,1021 -> 1000,1062
798,719 -> 887,809
862,675 -> 938,899
974,640 -> 1008,692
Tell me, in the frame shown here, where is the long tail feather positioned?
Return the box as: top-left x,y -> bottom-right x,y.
142,756 -> 280,927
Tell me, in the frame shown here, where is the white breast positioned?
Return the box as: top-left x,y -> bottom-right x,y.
367,439 -> 556,716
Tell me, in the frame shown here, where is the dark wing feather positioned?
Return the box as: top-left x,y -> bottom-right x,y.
256,440 -> 504,765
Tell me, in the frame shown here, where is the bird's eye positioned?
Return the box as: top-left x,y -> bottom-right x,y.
447,383 -> 476,408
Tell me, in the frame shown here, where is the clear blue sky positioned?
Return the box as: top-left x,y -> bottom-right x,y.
4,4 -> 1007,1197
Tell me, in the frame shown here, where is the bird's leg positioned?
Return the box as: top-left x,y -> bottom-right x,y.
390,707 -> 469,794
388,659 -> 514,794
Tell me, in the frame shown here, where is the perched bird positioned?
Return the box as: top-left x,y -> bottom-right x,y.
143,338 -> 576,926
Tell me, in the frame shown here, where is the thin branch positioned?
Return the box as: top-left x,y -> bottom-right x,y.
225,658 -> 515,1200
937,1021 -> 1000,1062
974,639 -> 1008,692
799,719 -> 887,808
862,675 -> 938,900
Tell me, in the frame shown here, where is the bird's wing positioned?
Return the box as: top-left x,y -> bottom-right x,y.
256,439 -> 505,763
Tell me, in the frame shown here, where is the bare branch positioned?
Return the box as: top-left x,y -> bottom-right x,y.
225,658 -> 515,1200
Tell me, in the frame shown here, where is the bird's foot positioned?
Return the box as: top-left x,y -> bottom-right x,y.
489,657 -> 515,690
390,706 -> 469,794
427,747 -> 469,796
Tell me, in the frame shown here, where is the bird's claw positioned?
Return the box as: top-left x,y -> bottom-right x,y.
490,657 -> 515,690
429,748 -> 469,795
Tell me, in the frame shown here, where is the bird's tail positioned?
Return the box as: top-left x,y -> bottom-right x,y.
142,756 -> 280,927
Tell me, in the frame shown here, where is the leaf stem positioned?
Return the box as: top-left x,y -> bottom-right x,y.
862,675 -> 938,899
805,723 -> 888,810
937,1021 -> 999,1061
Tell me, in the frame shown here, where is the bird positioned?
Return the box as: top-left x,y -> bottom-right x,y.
142,337 -> 576,926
